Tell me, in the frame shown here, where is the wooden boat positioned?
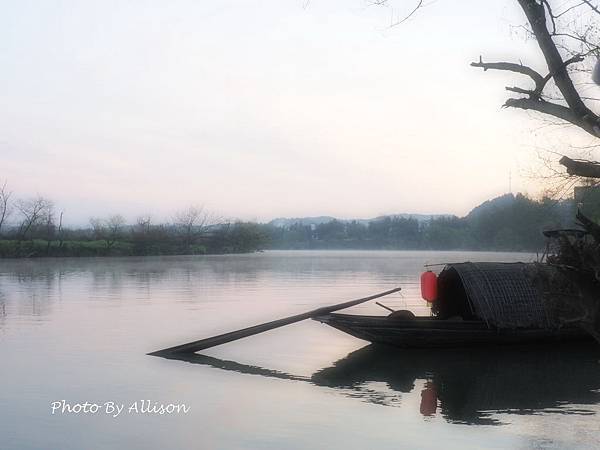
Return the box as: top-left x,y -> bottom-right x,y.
151,261 -> 596,356
314,261 -> 594,348
313,313 -> 591,348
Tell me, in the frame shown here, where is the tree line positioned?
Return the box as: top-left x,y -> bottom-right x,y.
264,194 -> 575,252
0,182 -> 268,257
0,180 -> 580,257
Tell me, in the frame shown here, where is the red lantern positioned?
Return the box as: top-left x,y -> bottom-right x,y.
420,382 -> 438,416
421,271 -> 437,302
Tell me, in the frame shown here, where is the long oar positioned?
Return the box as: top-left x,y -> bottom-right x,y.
148,286 -> 401,356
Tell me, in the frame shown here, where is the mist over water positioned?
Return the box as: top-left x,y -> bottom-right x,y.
1,250 -> 599,450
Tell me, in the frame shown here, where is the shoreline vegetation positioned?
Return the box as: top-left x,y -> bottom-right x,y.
0,189 -> 270,258
0,188 -> 589,258
267,193 -> 576,253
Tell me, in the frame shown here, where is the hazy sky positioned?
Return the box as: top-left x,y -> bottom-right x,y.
1,0 -> 595,224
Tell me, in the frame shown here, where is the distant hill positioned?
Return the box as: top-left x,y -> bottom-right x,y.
264,193 -> 578,251
269,216 -> 337,228
368,213 -> 453,224
466,193 -> 575,228
466,193 -> 516,220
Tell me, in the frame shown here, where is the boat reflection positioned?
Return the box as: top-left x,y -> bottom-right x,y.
158,343 -> 600,425
311,343 -> 600,424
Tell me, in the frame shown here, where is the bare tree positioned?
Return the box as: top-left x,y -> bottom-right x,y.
90,214 -> 126,249
16,196 -> 53,240
379,1 -> 600,150
135,214 -> 152,234
0,180 -> 12,236
106,215 -> 126,247
469,0 -> 600,340
375,0 -> 600,339
57,211 -> 64,249
470,1 -> 600,168
44,202 -> 56,253
90,217 -> 104,240
174,205 -> 212,246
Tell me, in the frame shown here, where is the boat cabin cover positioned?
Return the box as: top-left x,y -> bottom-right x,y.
435,262 -> 554,329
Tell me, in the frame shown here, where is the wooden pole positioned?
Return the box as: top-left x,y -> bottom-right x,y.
148,286 -> 401,355
375,301 -> 395,313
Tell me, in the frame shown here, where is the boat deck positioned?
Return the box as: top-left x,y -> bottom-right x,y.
313,313 -> 591,348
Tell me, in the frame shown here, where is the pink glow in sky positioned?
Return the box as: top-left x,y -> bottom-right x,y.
2,0 -> 596,225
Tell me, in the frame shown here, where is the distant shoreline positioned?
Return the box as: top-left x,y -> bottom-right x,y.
0,239 -> 265,259
0,193 -> 579,258
0,239 -> 537,259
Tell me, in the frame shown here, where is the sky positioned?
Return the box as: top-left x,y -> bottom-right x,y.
1,0 -> 596,225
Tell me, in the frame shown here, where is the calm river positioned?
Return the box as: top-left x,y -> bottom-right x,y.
1,250 -> 599,450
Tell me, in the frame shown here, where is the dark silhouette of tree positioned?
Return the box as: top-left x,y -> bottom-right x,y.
468,0 -> 600,340
173,205 -> 213,249
15,196 -> 53,240
0,180 -> 12,236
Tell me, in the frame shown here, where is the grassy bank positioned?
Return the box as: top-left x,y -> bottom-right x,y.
0,224 -> 270,258
0,240 -> 211,258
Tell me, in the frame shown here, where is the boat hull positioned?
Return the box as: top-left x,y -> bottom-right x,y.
313,313 -> 592,348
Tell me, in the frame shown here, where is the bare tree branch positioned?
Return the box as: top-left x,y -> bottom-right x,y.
506,86 -> 537,96
471,57 -> 545,89
582,0 -> 600,16
560,155 -> 600,177
370,0 -> 425,27
391,0 -> 423,26
503,97 -> 588,128
518,0 -> 594,116
473,1 -> 600,138
554,1 -> 587,19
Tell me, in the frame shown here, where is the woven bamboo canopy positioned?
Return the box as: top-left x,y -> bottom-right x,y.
436,262 -> 571,329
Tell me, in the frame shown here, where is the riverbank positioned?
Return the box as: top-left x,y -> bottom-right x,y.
0,221 -> 271,258
0,240 -> 210,258
0,236 -> 266,258
0,193 -> 578,258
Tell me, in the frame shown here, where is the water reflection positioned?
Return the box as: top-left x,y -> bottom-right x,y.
160,343 -> 600,425
0,290 -> 6,323
3,251 -> 597,449
0,251 -> 533,326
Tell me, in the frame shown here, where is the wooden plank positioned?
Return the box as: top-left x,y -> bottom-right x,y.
148,287 -> 401,355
